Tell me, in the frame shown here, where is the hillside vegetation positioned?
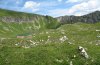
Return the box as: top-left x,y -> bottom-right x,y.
0,9 -> 100,65
0,9 -> 60,29
0,22 -> 100,65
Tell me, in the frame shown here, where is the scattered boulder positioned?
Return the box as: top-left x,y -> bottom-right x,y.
55,59 -> 63,63
22,46 -> 30,49
73,55 -> 76,58
97,36 -> 100,38
59,36 -> 68,43
70,61 -> 73,65
68,42 -> 73,44
29,40 -> 36,45
15,43 -> 19,46
48,36 -> 50,38
96,30 -> 100,32
78,46 -> 89,59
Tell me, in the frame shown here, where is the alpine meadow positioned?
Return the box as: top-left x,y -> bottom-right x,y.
0,0 -> 100,65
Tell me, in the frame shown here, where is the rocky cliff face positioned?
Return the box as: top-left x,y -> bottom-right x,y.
57,11 -> 100,24
0,16 -> 37,22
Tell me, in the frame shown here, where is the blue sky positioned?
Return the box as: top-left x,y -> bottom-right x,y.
0,0 -> 100,17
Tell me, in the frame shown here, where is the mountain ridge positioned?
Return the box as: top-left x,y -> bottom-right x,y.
0,8 -> 100,25
56,11 -> 100,24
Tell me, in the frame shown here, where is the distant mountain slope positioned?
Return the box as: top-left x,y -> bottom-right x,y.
0,8 -> 41,22
0,8 -> 60,29
57,11 -> 100,24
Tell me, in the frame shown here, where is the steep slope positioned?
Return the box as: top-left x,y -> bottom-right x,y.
0,8 -> 41,22
0,8 -> 60,30
57,11 -> 100,24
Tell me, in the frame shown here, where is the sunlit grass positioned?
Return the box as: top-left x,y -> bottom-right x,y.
0,22 -> 100,65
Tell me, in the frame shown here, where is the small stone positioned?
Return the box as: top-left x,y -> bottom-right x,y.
97,36 -> 100,38
70,61 -> 73,65
15,43 -> 18,46
55,59 -> 63,63
96,30 -> 100,32
68,42 -> 72,44
73,55 -> 76,58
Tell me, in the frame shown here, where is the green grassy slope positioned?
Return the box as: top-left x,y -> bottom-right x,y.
0,22 -> 100,65
0,9 -> 60,30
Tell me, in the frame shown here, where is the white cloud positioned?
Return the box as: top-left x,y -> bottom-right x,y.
24,1 -> 40,9
48,0 -> 100,17
68,0 -> 100,15
48,9 -> 68,17
23,1 -> 40,12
